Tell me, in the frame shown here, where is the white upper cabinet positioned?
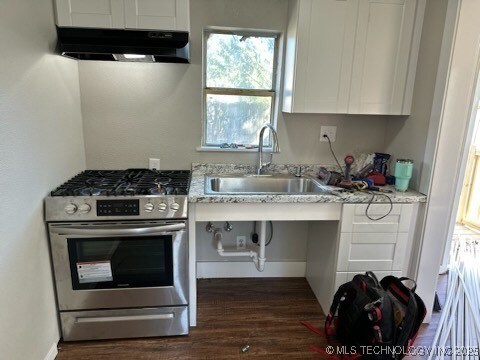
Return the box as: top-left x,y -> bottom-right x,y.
55,0 -> 190,31
55,0 -> 125,28
349,0 -> 419,114
284,0 -> 359,113
124,0 -> 189,31
283,0 -> 425,115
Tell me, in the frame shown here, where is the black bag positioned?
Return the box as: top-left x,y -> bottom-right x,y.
324,272 -> 426,359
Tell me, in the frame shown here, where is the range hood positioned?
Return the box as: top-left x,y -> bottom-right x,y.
56,27 -> 189,63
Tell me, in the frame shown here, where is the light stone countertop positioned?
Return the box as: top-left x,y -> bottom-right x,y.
188,163 -> 427,204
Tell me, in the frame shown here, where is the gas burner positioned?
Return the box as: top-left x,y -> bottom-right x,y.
148,187 -> 166,195
50,169 -> 190,197
153,177 -> 172,185
75,187 -> 104,196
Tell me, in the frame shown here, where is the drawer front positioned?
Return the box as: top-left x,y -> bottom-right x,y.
341,204 -> 413,233
334,271 -> 402,291
337,233 -> 408,271
60,306 -> 188,341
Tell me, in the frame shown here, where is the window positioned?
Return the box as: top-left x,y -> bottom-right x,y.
202,29 -> 279,149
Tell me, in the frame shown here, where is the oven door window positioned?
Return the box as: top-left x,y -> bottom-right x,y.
67,236 -> 173,290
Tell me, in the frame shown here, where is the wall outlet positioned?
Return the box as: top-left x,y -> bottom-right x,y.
320,126 -> 337,142
236,236 -> 246,250
149,158 -> 160,170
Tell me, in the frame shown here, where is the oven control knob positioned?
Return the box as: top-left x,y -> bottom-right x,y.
65,204 -> 78,215
144,203 -> 154,213
170,203 -> 180,211
78,203 -> 91,214
158,203 -> 168,212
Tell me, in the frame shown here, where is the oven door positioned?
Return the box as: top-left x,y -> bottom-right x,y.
49,221 -> 187,311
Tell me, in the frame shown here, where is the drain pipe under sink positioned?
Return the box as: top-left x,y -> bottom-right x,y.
214,221 -> 267,272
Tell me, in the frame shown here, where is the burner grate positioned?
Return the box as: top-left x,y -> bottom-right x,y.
51,169 -> 190,196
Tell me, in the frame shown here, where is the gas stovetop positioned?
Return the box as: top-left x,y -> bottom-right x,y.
46,169 -> 191,222
50,169 -> 190,197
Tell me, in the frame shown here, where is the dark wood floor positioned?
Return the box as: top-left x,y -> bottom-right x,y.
57,278 -> 325,359
56,277 -> 444,359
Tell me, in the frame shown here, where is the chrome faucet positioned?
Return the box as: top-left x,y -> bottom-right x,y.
256,124 -> 280,175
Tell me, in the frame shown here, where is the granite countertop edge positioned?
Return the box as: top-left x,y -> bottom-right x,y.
188,163 -> 427,204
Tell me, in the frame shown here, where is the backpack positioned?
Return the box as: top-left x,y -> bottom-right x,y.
302,271 -> 426,359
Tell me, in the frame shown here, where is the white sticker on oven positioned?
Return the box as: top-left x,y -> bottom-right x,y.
76,261 -> 113,283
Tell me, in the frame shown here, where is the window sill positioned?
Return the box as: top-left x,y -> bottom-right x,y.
196,146 -> 276,153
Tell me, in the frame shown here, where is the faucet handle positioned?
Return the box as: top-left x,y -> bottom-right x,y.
263,153 -> 273,169
293,166 -> 302,177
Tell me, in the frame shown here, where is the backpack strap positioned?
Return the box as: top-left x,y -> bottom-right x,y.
398,277 -> 417,292
301,321 -> 326,338
325,283 -> 349,335
365,271 -> 381,286
300,322 -> 337,360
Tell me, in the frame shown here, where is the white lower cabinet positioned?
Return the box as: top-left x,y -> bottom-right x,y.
307,202 -> 420,313
337,203 -> 415,279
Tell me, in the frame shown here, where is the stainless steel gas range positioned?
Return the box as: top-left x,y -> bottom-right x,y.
45,169 -> 190,341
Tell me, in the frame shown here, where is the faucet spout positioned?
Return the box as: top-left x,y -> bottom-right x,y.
256,124 -> 280,175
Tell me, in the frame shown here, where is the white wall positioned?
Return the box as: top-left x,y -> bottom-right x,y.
384,0 -> 449,190
0,1 -> 86,359
79,0 -> 388,170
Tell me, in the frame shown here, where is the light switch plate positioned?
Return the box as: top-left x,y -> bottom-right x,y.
320,126 -> 337,142
149,158 -> 160,170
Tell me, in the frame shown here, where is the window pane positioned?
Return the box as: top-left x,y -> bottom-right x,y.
206,33 -> 275,90
205,94 -> 272,146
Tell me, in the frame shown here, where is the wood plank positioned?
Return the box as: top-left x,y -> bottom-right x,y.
56,276 -> 443,359
56,278 -> 326,359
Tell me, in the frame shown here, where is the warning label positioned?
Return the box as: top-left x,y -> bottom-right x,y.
76,261 -> 113,283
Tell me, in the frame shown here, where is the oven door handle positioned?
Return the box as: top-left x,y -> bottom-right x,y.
50,223 -> 186,236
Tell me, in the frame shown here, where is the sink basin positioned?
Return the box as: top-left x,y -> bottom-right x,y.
205,174 -> 340,195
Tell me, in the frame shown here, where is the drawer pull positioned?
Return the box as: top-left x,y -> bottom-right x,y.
76,313 -> 174,323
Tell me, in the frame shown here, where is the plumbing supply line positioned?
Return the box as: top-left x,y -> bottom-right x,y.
213,221 -> 268,272
257,220 -> 267,271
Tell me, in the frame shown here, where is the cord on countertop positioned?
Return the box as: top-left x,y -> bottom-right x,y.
365,191 -> 393,221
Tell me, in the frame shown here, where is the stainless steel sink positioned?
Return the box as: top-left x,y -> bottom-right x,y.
205,174 -> 341,195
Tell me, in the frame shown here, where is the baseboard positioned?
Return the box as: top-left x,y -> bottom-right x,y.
43,342 -> 58,360
196,261 -> 306,278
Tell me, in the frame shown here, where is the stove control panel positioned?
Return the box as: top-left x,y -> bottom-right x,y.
97,200 -> 140,216
46,196 -> 188,221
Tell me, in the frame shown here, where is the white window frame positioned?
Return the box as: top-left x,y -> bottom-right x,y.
200,28 -> 280,151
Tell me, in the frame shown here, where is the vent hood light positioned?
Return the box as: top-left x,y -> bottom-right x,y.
113,54 -> 155,62
124,54 -> 146,59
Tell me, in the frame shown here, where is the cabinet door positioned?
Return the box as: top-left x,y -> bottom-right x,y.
337,232 -> 409,271
283,0 -> 358,113
348,0 -> 418,115
124,0 -> 189,31
55,0 -> 125,28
